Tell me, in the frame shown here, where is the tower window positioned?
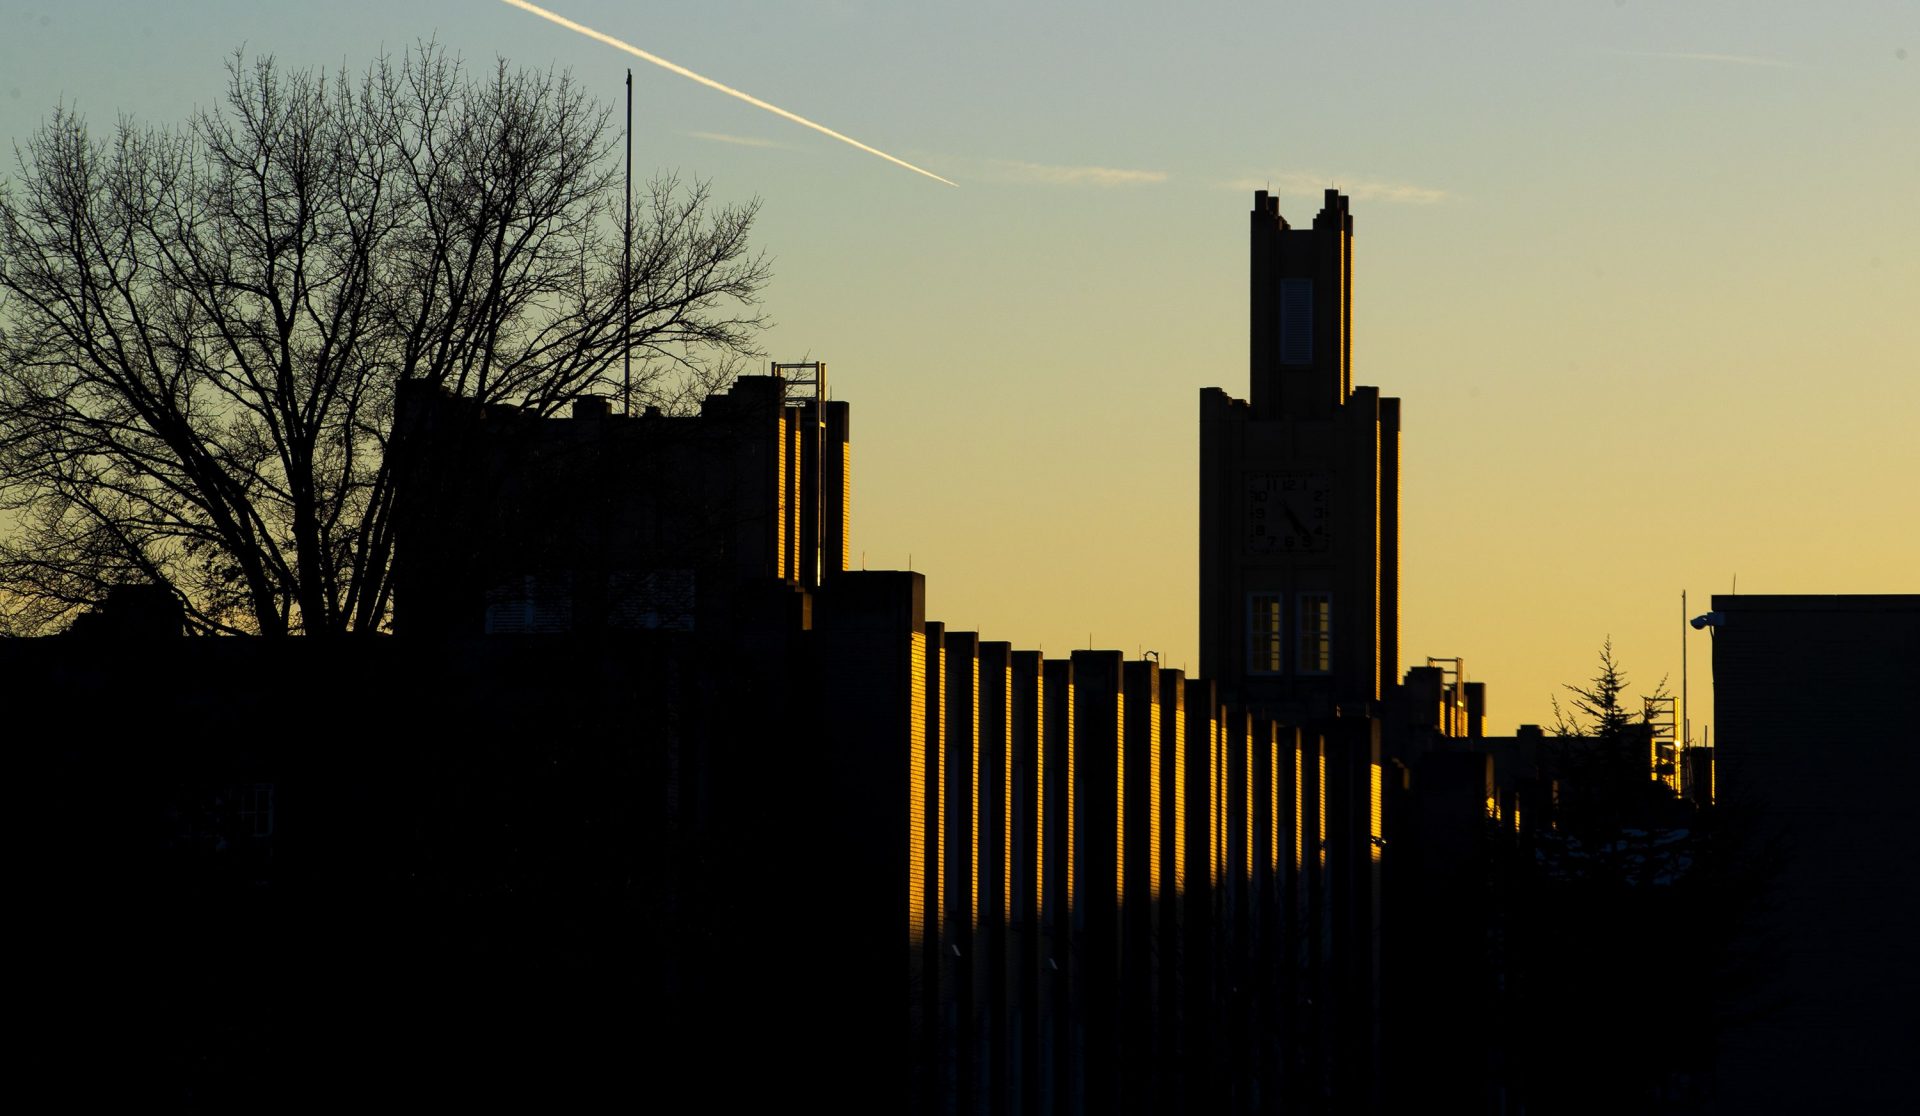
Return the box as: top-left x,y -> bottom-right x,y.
1297,592 -> 1332,674
1280,280 -> 1313,365
1248,593 -> 1283,674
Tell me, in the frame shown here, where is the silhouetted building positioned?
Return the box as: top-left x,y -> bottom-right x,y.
1709,594 -> 1919,1115
395,370 -> 849,636
1201,189 -> 1400,720
1200,191 -> 1477,1111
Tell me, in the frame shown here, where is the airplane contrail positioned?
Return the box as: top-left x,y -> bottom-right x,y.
499,0 -> 957,187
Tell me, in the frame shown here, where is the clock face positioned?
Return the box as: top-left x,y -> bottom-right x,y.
1245,470 -> 1332,554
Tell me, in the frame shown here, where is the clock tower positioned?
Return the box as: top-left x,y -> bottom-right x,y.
1200,189 -> 1401,719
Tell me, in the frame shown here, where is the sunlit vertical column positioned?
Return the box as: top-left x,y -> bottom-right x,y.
773,410 -> 788,581
909,628 -> 930,1109
1244,719 -> 1256,887
1370,763 -> 1383,864
1379,397 -> 1401,700
1116,690 -> 1126,907
1166,678 -> 1187,897
1318,746 -> 1328,870
1316,735 -> 1329,982
784,408 -> 801,582
821,401 -> 851,576
1148,686 -> 1162,922
1215,713 -> 1227,890
910,631 -> 930,946
1293,739 -> 1305,876
1270,733 -> 1282,878
1292,729 -> 1308,1025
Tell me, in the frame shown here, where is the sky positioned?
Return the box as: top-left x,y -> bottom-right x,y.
4,1 -> 1915,734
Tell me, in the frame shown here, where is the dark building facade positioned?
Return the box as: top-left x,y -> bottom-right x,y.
1709,595 -> 1919,1115
395,370 -> 850,636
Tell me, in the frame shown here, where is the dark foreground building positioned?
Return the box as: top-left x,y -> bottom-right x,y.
1708,595 -> 1920,1115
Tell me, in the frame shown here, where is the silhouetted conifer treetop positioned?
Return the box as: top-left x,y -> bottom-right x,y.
1544,638 -> 1676,832
1550,637 -> 1650,741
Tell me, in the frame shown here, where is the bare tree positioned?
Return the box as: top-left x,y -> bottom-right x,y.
0,45 -> 769,636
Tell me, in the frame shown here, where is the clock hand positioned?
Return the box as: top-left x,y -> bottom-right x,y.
1282,504 -> 1313,539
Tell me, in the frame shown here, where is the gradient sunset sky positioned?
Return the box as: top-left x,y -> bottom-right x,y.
4,1 -> 1914,733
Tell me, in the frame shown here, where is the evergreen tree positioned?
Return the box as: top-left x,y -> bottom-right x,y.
1547,637 -> 1674,830
1502,640 -> 1717,1114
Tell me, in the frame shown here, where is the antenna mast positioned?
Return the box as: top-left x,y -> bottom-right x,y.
623,68 -> 633,416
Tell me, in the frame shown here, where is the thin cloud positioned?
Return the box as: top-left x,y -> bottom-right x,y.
687,131 -> 787,150
1225,173 -> 1450,206
988,159 -> 1169,187
1609,49 -> 1799,68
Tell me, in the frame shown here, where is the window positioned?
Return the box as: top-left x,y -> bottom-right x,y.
1280,279 -> 1314,365
607,569 -> 696,631
1296,592 -> 1332,674
239,783 -> 274,838
484,573 -> 575,634
1248,593 -> 1283,674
